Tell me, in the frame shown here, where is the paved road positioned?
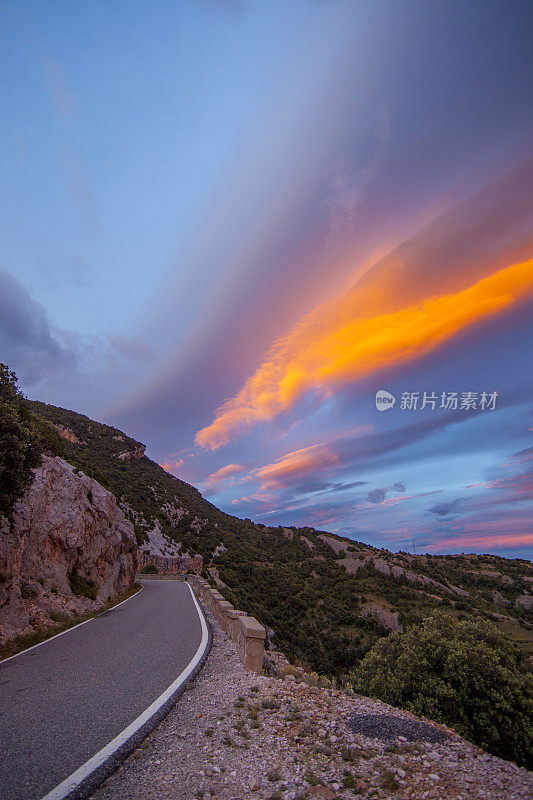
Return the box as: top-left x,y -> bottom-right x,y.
0,580 -> 203,800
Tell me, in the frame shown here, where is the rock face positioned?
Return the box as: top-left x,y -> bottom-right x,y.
53,423 -> 86,445
117,445 -> 146,461
361,601 -> 403,632
0,456 -> 138,645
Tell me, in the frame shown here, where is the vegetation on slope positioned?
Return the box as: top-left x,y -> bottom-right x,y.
351,613 -> 533,768
23,397 -> 533,672
0,365 -> 64,517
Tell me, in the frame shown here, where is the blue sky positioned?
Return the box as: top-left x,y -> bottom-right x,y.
1,1 -> 532,557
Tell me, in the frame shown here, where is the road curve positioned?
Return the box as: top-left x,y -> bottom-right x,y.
0,580 -> 208,800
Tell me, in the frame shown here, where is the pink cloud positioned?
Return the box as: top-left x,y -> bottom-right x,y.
203,463 -> 246,492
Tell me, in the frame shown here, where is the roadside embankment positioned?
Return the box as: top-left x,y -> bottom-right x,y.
89,580 -> 533,800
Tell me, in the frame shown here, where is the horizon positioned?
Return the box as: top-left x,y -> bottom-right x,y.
22,391 -> 533,565
1,1 -> 532,559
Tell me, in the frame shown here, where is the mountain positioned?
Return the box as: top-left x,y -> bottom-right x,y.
23,399 -> 533,677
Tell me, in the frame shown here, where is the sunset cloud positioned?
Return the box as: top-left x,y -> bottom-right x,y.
426,529 -> 533,553
203,462 -> 246,491
253,444 -> 339,490
196,258 -> 533,449
159,457 -> 184,475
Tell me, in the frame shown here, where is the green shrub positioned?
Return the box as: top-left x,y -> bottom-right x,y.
140,564 -> 158,574
68,569 -> 98,600
342,771 -> 356,789
134,525 -> 148,545
381,770 -> 399,791
0,364 -> 41,517
351,612 -> 533,768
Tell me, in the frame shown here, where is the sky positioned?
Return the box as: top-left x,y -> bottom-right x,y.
1,0 -> 532,559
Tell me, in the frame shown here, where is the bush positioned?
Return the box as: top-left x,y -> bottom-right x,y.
68,569 -> 98,601
140,564 -> 158,574
350,612 -> 533,768
0,364 -> 41,517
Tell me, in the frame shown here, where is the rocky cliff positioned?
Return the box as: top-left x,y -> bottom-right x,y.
0,455 -> 138,645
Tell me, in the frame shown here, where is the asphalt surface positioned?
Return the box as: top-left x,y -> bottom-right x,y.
0,580 -> 203,800
347,714 -> 451,743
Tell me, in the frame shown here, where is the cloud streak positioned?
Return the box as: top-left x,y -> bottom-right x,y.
252,443 -> 339,491
203,462 -> 246,492
196,257 -> 533,449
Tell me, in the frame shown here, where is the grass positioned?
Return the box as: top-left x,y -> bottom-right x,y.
0,583 -> 142,661
342,771 -> 356,789
381,770 -> 399,791
49,610 -> 71,624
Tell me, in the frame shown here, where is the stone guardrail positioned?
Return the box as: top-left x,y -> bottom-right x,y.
189,576 -> 266,673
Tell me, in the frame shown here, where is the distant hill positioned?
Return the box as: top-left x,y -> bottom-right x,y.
25,399 -> 533,677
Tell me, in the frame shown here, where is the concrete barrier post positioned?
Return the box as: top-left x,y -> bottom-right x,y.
229,609 -> 247,642
217,600 -> 234,633
205,588 -> 216,613
237,616 -> 266,672
214,597 -> 227,626
210,590 -> 224,615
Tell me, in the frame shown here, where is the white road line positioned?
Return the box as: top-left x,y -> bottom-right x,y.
39,581 -> 209,800
0,587 -> 143,665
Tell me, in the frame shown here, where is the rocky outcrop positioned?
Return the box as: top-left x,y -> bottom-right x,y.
53,423 -> 86,445
361,601 -> 403,632
301,535 -> 316,551
329,543 -> 471,599
117,445 -> 146,461
140,519 -> 182,557
516,594 -> 533,611
0,456 -> 138,645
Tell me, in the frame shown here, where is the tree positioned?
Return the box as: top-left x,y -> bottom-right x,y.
350,611 -> 533,768
0,364 -> 41,517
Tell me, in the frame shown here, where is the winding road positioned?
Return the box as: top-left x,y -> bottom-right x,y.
0,579 -> 208,800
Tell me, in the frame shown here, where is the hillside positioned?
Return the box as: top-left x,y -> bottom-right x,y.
25,399 -> 533,677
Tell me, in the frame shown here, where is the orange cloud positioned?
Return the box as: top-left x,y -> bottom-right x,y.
253,444 -> 339,490
204,463 -> 246,490
196,257 -> 533,449
159,457 -> 184,474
